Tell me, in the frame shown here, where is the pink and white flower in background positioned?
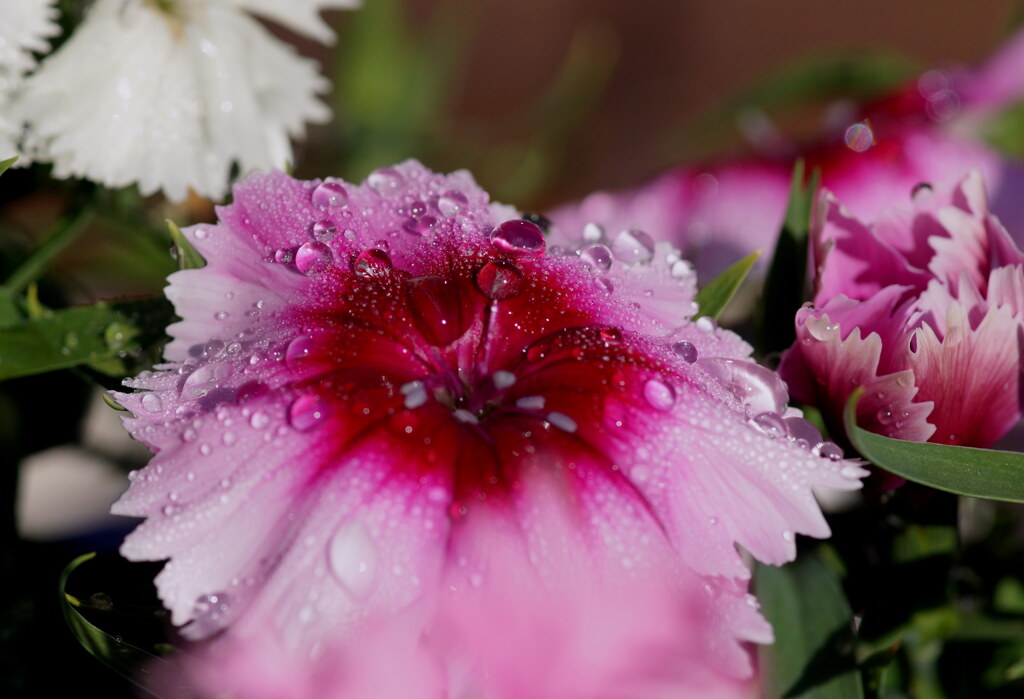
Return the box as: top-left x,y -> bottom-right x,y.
547,28 -> 1024,281
9,0 -> 359,201
779,170 -> 1024,448
111,160 -> 864,696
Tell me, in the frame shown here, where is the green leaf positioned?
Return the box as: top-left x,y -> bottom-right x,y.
0,297 -> 172,381
844,388 -> 1024,502
759,160 -> 819,355
168,219 -> 205,270
60,553 -> 166,694
0,155 -> 17,176
756,550 -> 865,699
694,250 -> 761,320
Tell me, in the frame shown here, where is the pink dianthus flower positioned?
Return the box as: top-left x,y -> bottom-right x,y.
780,171 -> 1024,447
112,161 -> 864,696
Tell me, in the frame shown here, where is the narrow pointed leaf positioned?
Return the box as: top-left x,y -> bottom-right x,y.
844,387 -> 1024,502
60,553 -> 166,694
756,550 -> 864,699
0,155 -> 17,176
168,219 -> 205,270
694,250 -> 761,320
0,298 -> 172,381
759,160 -> 820,354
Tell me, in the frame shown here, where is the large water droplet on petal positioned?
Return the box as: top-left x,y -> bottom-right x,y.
182,363 -> 233,399
750,412 -> 787,439
311,182 -> 348,210
438,190 -> 468,216
274,247 -> 295,264
289,394 -> 329,431
286,335 -> 315,366
671,341 -> 698,364
141,393 -> 163,412
489,220 -> 546,256
476,260 -> 524,300
311,219 -> 338,242
368,167 -> 405,196
582,222 -> 604,242
580,244 -> 613,271
188,592 -> 231,637
643,378 -> 676,411
295,242 -> 333,276
784,416 -> 823,450
353,248 -> 393,279
611,229 -> 654,264
328,521 -> 378,599
699,357 -> 788,415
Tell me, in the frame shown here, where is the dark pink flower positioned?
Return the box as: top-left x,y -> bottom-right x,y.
780,171 -> 1024,447
548,33 -> 1024,279
113,161 -> 863,696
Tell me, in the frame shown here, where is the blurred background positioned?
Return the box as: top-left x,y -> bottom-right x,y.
4,0 -> 1024,696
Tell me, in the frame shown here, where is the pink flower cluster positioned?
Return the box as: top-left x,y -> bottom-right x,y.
112,161 -> 864,696
780,171 -> 1024,448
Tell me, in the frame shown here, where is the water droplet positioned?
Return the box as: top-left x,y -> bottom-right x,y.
222,432 -> 236,447
695,316 -> 715,333
249,411 -> 269,429
289,394 -> 329,431
750,412 -> 787,439
547,411 -> 577,432
311,182 -> 348,210
671,341 -> 698,363
274,247 -> 295,264
189,592 -> 231,636
611,229 -> 654,264
295,242 -> 333,276
700,357 -> 788,415
368,167 -> 406,196
844,121 -> 874,152
580,244 -> 613,270
781,530 -> 794,542
104,322 -> 133,351
403,216 -> 437,236
599,327 -> 622,343
328,522 -> 378,598
813,441 -> 844,461
876,407 -> 895,425
671,259 -> 696,280
353,248 -> 393,279
141,393 -> 163,412
489,220 -> 546,256
181,363 -> 233,399
285,335 -> 315,365
476,260 -> 524,300
311,219 -> 338,242
593,277 -> 614,295
784,416 -> 823,450
438,190 -> 468,216
582,222 -> 604,242
643,378 -> 676,411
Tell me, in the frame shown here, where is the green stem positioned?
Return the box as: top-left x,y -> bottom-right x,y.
3,206 -> 95,295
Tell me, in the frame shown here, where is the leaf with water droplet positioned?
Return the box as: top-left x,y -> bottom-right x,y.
844,387 -> 1024,502
755,548 -> 864,699
0,298 -> 172,381
60,552 -> 178,693
693,250 -> 761,321
168,219 -> 206,270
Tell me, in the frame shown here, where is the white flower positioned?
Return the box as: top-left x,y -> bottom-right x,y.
0,0 -> 59,157
13,0 -> 355,201
0,0 -> 59,85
